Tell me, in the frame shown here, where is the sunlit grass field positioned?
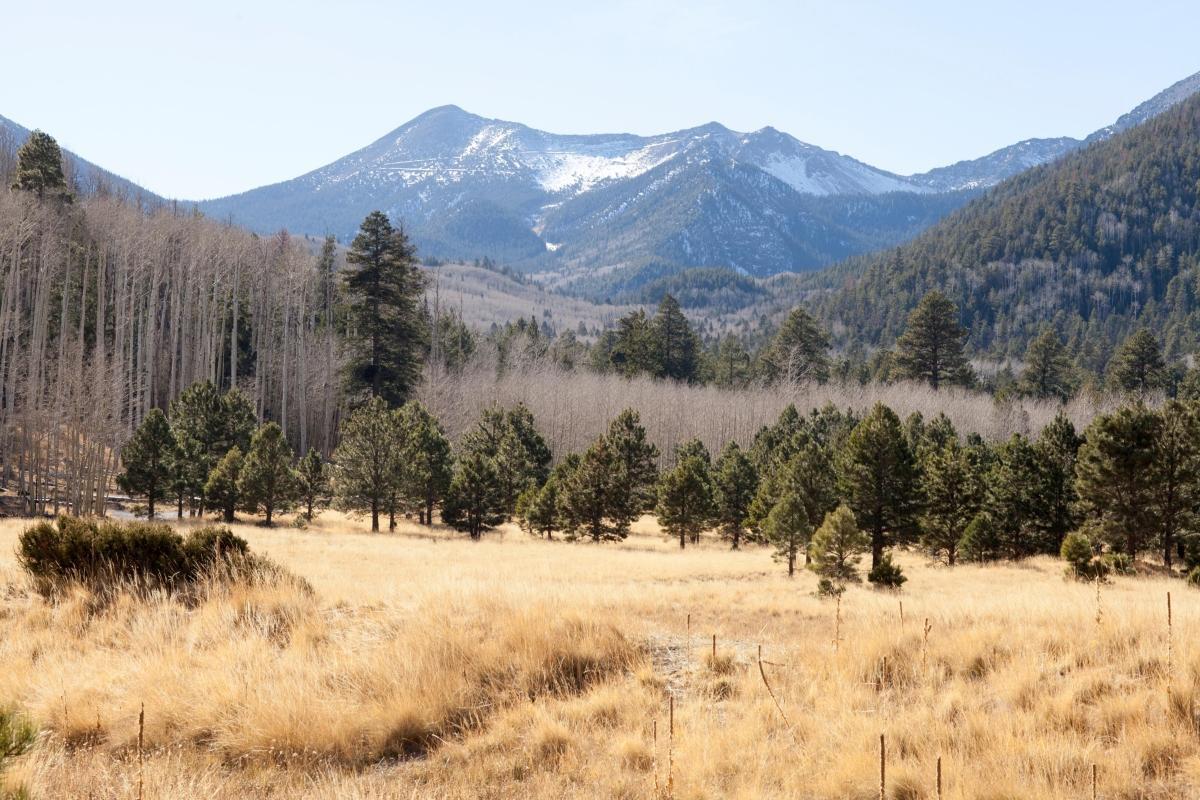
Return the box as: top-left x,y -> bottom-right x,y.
1,511 -> 1197,798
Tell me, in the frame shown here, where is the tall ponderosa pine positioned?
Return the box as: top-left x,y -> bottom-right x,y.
711,441 -> 758,549
1017,328 -> 1074,401
1075,404 -> 1160,558
295,448 -> 328,521
11,130 -> 71,201
1108,328 -> 1167,395
759,307 -> 831,384
441,449 -> 506,539
397,401 -> 454,524
838,403 -> 922,568
332,397 -> 398,532
894,291 -> 970,390
205,447 -> 244,523
764,494 -> 810,577
650,294 -> 701,382
238,422 -> 297,526
343,211 -> 426,406
656,445 -> 714,549
117,409 -> 175,519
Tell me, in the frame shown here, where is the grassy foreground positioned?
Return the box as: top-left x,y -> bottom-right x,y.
1,512 -> 1198,798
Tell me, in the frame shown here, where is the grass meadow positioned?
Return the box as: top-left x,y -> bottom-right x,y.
1,511 -> 1197,798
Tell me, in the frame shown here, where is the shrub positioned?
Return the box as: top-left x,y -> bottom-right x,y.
959,513 -> 1002,563
867,553 -> 907,590
0,706 -> 35,798
1060,532 -> 1095,579
18,517 -> 259,597
1187,566 -> 1200,587
816,577 -> 845,597
1101,552 -> 1134,576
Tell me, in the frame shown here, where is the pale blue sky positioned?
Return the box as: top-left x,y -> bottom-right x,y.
3,0 -> 1197,200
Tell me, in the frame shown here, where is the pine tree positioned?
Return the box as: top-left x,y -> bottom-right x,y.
763,494 -> 810,577
169,381 -> 254,514
759,307 -> 831,384
1032,414 -> 1082,552
1109,328 -> 1167,395
1017,328 -> 1075,401
650,294 -> 701,381
605,409 -> 659,533
838,403 -> 922,568
295,448 -> 328,521
894,291 -> 971,390
516,476 -> 559,539
559,440 -> 624,542
117,409 -> 175,519
1075,403 -> 1160,558
985,434 -> 1046,557
441,450 -> 506,540
205,447 -> 244,523
1149,400 -> 1200,569
713,335 -> 753,388
711,441 -> 758,549
342,211 -> 426,406
396,401 -> 454,524
332,397 -> 399,532
656,450 -> 714,549
11,130 -> 71,201
238,422 -> 297,526
460,404 -> 551,518
809,505 -> 868,585
920,438 -> 984,565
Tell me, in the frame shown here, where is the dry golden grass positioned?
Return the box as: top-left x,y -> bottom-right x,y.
2,511 -> 1200,798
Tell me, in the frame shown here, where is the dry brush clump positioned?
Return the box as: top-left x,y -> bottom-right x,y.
3,516 -> 1200,798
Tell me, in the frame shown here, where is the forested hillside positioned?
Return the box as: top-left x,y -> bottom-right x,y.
811,92 -> 1200,369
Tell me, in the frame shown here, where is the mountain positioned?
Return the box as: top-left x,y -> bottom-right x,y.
196,106 -> 951,281
0,114 -> 162,204
195,71 -> 1200,292
808,90 -> 1200,371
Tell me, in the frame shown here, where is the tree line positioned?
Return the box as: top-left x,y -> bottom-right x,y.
118,373 -> 1200,591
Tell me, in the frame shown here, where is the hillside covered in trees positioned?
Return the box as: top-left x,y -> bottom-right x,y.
810,90 -> 1200,371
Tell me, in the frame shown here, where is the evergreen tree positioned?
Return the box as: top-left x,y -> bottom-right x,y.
205,447 -> 244,523
763,494 -> 810,577
894,291 -> 971,390
656,450 -> 714,549
958,513 -> 1002,563
838,403 -> 922,568
985,434 -> 1046,557
1075,404 -> 1160,558
116,409 -> 175,519
342,211 -> 426,406
169,381 -> 255,514
332,397 -> 398,532
1033,414 -> 1082,552
559,440 -> 625,541
1017,328 -> 1075,401
920,438 -> 984,565
759,307 -> 831,384
605,409 -> 660,532
238,422 -> 297,526
713,335 -> 753,388
1109,328 -> 1168,395
748,440 -> 838,557
711,441 -> 758,549
606,309 -> 656,377
460,404 -> 551,517
295,447 -> 328,521
441,449 -> 506,540
516,476 -> 560,539
650,294 -> 701,381
1150,400 -> 1200,569
11,130 -> 71,201
809,505 -> 868,585
396,401 -> 454,524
